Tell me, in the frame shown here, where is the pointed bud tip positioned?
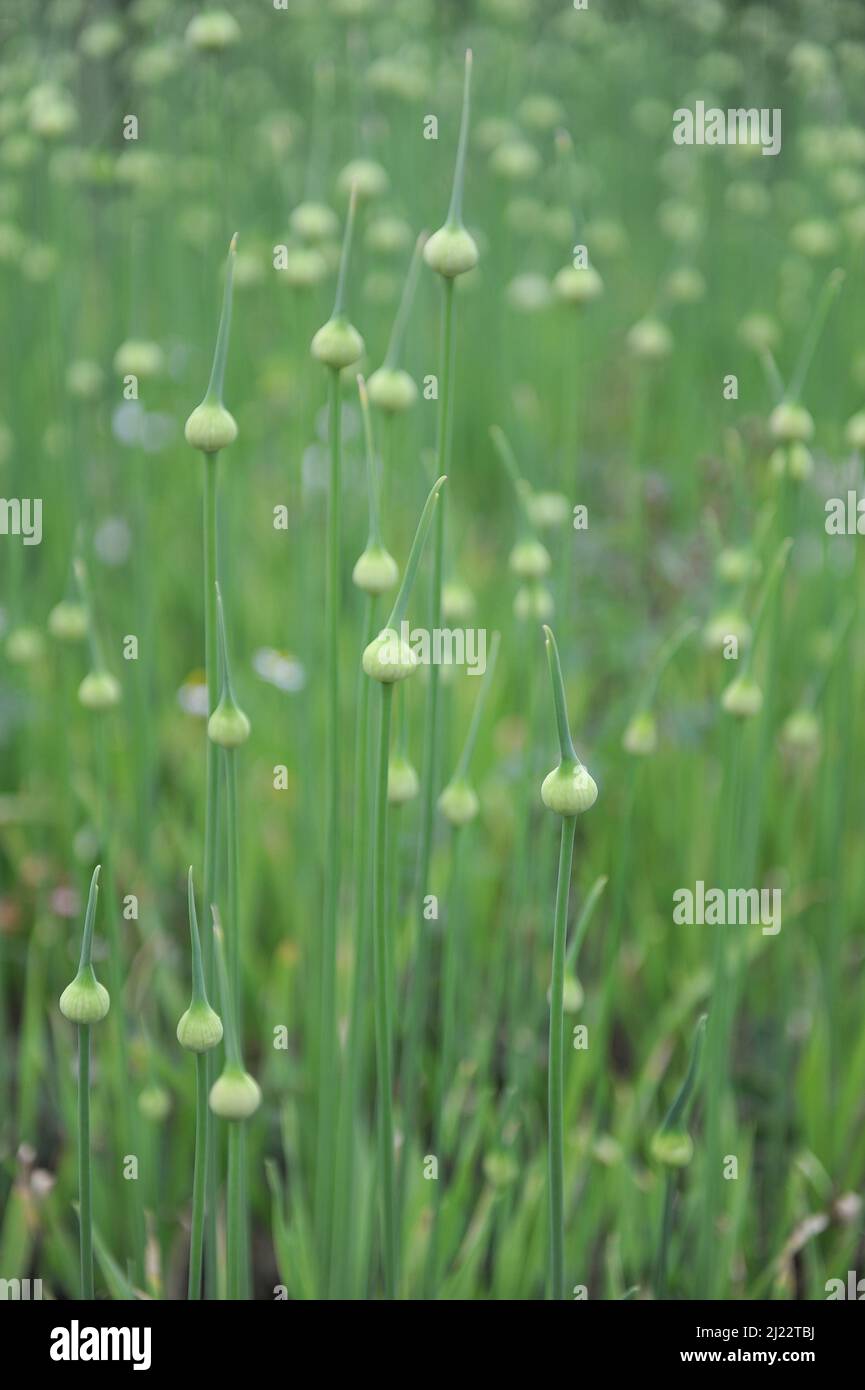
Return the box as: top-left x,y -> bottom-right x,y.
229,232 -> 238,254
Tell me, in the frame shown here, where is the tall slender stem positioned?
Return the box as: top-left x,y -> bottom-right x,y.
227,1124 -> 242,1300
549,816 -> 576,1300
78,1023 -> 93,1299
188,1051 -> 208,1299
372,683 -> 397,1298
316,366 -> 342,1270
402,277 -> 455,1192
202,452 -> 220,1296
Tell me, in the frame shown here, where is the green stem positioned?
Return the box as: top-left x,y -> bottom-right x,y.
188,1051 -> 208,1299
372,683 -> 397,1298
329,595 -> 377,1297
78,1023 -> 93,1299
316,366 -> 342,1274
655,1172 -> 676,1298
402,277 -> 454,1195
202,452 -> 220,1297
549,816 -> 576,1301
227,1123 -> 242,1300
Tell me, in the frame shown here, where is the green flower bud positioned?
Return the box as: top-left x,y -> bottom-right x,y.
278,246 -> 328,288
209,1065 -> 261,1120
665,266 -> 706,303
366,215 -> 412,255
366,365 -> 417,412
541,759 -> 599,816
622,709 -> 658,757
509,537 -> 551,580
490,139 -> 540,181
184,399 -> 238,454
514,582 -> 554,622
138,1085 -> 171,1122
769,402 -> 814,443
352,544 -> 399,596
438,776 -> 480,827
721,674 -> 763,718
6,626 -> 45,665
59,966 -> 110,1024
48,600 -> 88,642
290,201 -> 339,243
529,491 -> 570,529
770,443 -> 813,480
506,272 -> 551,313
716,547 -> 756,586
337,158 -> 389,201
627,316 -> 673,362
650,1129 -> 694,1167
703,609 -> 751,652
553,264 -> 603,305
845,410 -> 865,450
185,10 -> 241,52
547,974 -> 584,1013
207,697 -> 251,747
780,707 -> 820,752
362,628 -> 418,683
78,670 -> 121,711
176,999 -> 223,1053
66,359 -> 104,399
310,314 -> 365,369
388,753 -> 420,805
113,338 -> 164,378
441,580 -> 476,623
422,222 -> 479,278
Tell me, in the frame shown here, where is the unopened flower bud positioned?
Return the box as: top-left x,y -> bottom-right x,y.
184,399 -> 238,454
362,628 -> 418,683
650,1129 -> 694,1167
553,264 -> 603,305
48,599 -> 88,642
509,537 -> 551,580
423,222 -> 479,278
311,314 -> 364,369
541,760 -> 598,816
59,966 -> 110,1024
78,670 -> 121,711
177,999 -> 223,1053
352,544 -> 399,596
388,754 -> 420,805
721,674 -> 763,718
366,365 -> 417,413
438,776 -> 480,827
622,709 -> 658,757
209,1064 -> 261,1120
769,402 -> 814,443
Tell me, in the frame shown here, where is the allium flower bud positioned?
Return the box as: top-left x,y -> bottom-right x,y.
844,410 -> 865,450
541,761 -> 599,816
540,626 -> 599,819
366,365 -> 417,413
337,158 -> 388,201
622,709 -> 658,757
779,707 -> 820,752
113,339 -> 164,378
650,1129 -> 694,1167
207,585 -> 250,746
769,401 -> 814,443
703,610 -> 751,652
438,776 -> 480,826
553,264 -> 603,305
177,999 -> 223,1053
388,753 -> 420,805
514,582 -> 554,622
423,223 -> 479,278
721,674 -> 763,718
184,399 -> 238,453
209,1065 -> 261,1120
138,1085 -> 171,1122
49,600 -> 88,642
185,10 -> 241,52
185,234 -> 238,454
290,201 -> 339,243
627,316 -> 673,362
362,628 -> 418,683
352,544 -> 399,596
310,315 -> 365,369
529,491 -> 571,530
59,866 -> 110,1025
509,537 -> 551,579
78,670 -> 121,710
424,51 -> 478,280
442,580 -> 476,623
